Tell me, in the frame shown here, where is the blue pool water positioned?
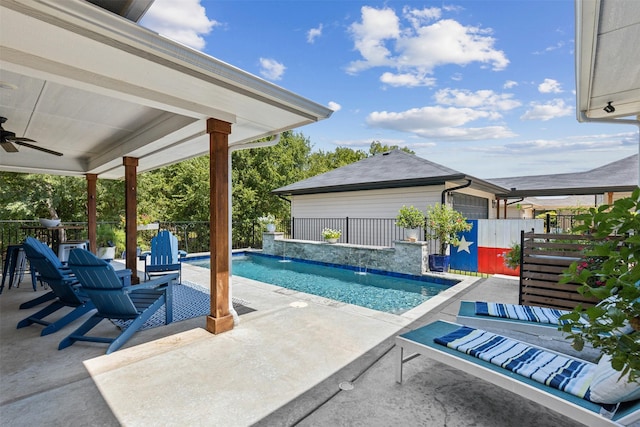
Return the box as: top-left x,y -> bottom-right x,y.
185,253 -> 455,314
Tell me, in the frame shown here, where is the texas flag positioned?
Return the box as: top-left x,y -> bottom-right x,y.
449,220 -> 478,272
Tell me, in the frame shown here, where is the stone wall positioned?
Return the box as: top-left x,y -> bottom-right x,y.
262,232 -> 429,276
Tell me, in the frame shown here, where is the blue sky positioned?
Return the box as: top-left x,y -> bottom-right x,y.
140,0 -> 637,178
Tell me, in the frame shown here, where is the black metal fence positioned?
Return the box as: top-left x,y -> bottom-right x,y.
1,214 -> 580,262
291,217 -> 432,248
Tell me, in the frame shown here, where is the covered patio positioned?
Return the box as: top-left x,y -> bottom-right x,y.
0,0 -> 332,334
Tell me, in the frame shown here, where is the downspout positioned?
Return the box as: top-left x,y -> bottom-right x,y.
578,112 -> 640,185
441,179 -> 472,205
227,133 -> 281,325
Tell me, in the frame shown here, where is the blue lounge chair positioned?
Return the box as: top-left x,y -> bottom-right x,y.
395,320 -> 640,426
144,230 -> 183,283
60,248 -> 177,354
18,237 -> 95,336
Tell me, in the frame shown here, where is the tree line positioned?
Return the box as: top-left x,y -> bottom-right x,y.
0,131 -> 413,242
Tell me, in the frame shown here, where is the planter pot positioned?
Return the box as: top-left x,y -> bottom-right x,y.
96,246 -> 116,261
325,238 -> 338,244
428,254 -> 450,272
405,228 -> 419,242
266,223 -> 276,232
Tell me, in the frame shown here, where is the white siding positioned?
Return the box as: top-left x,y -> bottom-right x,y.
291,186 -> 445,218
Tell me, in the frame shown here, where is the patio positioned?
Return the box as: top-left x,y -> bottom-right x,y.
1,260 -> 589,426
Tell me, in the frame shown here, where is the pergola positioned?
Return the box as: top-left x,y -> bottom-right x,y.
575,0 -> 640,182
0,0 -> 332,334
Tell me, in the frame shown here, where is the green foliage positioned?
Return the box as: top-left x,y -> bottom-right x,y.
321,228 -> 341,239
368,141 -> 414,156
426,203 -> 473,255
395,205 -> 425,229
503,242 -> 521,269
559,188 -> 640,381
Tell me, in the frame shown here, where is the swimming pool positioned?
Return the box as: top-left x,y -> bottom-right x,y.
185,253 -> 457,314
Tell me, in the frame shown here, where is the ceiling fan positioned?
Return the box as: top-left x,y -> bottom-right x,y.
1,116 -> 63,156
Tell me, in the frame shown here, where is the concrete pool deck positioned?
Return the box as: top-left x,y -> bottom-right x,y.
1,260 -> 586,426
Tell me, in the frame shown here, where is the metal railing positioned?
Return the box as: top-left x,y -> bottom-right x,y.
1,215 -> 580,261
291,217 -> 438,252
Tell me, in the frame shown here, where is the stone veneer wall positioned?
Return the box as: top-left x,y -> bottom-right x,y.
262,232 -> 429,276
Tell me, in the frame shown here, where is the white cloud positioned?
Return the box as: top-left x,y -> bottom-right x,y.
434,88 -> 521,111
141,0 -> 218,50
307,24 -> 323,43
328,101 -> 342,111
485,131 -> 637,155
259,58 -> 286,81
520,98 -> 573,121
366,106 -> 516,141
347,7 -> 509,87
380,72 -> 436,87
503,80 -> 518,89
538,78 -> 563,93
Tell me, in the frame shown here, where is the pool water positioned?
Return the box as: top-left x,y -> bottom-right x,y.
186,254 -> 453,314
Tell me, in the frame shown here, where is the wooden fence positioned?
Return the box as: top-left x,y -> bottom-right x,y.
519,232 -> 600,310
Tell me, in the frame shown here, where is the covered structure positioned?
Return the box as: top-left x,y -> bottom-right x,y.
575,0 -> 640,181
0,0 -> 332,333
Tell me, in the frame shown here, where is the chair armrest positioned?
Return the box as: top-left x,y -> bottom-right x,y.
133,272 -> 179,290
116,269 -> 132,287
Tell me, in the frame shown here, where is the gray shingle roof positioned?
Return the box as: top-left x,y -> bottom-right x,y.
488,154 -> 638,197
272,150 -> 507,195
273,150 -> 638,198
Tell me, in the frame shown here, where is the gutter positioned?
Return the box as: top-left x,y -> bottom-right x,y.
441,179 -> 472,204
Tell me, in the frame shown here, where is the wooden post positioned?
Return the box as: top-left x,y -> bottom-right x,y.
206,118 -> 234,334
123,157 -> 140,284
86,174 -> 97,253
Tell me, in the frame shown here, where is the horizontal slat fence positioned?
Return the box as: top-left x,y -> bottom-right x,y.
519,232 -> 603,310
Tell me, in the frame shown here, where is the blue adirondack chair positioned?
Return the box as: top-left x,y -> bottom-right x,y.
61,248 -> 177,354
144,230 -> 183,283
18,237 -> 96,336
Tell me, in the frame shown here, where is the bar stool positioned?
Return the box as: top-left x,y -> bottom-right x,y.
1,245 -> 37,294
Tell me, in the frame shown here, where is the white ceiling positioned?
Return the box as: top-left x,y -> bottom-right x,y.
0,0 -> 332,179
576,0 -> 640,121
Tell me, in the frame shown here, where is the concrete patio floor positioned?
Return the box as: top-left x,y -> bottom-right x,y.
1,260 -> 590,426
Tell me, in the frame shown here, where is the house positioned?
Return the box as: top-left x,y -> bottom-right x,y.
272,149 -> 507,221
273,150 -> 637,223
489,153 -> 638,220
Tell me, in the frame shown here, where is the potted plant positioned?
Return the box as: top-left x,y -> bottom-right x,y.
560,188 -> 640,383
258,214 -> 277,232
96,224 -> 124,261
503,242 -> 521,272
321,228 -> 341,243
425,203 -> 473,272
395,205 -> 425,241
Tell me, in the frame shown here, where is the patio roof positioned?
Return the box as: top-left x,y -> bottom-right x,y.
575,0 -> 640,122
0,0 -> 332,179
488,154 -> 638,198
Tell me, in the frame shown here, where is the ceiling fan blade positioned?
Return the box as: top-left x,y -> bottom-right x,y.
1,141 -> 19,152
14,141 -> 63,156
9,136 -> 37,143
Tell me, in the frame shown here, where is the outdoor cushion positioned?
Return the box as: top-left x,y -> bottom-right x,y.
589,355 -> 640,404
475,301 -> 575,325
434,325 -> 595,399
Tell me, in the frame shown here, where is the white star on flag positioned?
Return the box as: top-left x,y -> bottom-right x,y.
456,236 -> 474,254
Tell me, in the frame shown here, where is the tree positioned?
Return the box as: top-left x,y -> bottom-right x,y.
368,141 -> 414,156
